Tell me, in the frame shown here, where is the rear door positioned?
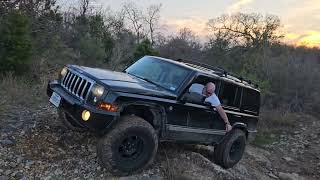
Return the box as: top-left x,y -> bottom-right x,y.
218,82 -> 243,125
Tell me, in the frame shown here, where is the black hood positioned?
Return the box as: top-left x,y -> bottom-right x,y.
72,65 -> 177,99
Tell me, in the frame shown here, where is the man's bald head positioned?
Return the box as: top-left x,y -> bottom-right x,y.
204,82 -> 215,97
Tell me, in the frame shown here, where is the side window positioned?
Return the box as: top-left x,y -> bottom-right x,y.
188,75 -> 219,92
241,88 -> 260,114
219,83 -> 240,108
184,75 -> 219,105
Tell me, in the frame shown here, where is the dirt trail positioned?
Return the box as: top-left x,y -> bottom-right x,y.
0,104 -> 319,179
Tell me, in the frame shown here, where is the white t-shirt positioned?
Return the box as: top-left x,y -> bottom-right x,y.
189,83 -> 221,107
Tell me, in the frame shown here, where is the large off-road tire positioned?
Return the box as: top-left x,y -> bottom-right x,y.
97,115 -> 158,176
213,129 -> 246,169
58,109 -> 85,132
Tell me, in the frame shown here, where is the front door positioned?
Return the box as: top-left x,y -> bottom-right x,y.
165,101 -> 225,144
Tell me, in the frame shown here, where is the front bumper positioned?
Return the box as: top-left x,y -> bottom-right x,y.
47,80 -> 119,134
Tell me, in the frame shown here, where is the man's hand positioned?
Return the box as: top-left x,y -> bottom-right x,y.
225,123 -> 232,132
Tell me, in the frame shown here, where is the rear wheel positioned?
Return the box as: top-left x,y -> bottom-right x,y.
97,115 -> 158,175
213,129 -> 246,168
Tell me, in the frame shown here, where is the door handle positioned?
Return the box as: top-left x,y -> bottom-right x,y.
233,115 -> 241,118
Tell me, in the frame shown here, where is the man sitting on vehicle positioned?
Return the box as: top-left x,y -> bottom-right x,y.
189,82 -> 232,132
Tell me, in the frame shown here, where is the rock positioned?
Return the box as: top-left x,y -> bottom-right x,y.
9,162 -> 18,168
234,164 -> 249,176
54,169 -> 63,175
278,172 -> 304,180
14,172 -> 26,179
43,175 -> 52,180
149,175 -> 164,180
4,170 -> 12,176
246,146 -> 272,168
96,166 -> 101,171
189,152 -> 234,178
0,139 -> 14,146
16,156 -> 24,164
302,142 -> 310,148
0,176 -> 9,180
268,172 -> 278,179
282,157 -> 294,163
25,160 -> 34,167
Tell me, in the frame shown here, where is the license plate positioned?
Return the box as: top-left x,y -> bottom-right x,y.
49,92 -> 61,107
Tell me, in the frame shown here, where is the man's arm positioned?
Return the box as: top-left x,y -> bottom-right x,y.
215,105 -> 232,132
206,94 -> 232,132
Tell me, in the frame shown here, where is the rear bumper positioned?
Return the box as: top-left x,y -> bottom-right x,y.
47,80 -> 119,134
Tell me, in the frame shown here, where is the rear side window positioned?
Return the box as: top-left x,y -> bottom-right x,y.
241,88 -> 260,114
219,83 -> 241,108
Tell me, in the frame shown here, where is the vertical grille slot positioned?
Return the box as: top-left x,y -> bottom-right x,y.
61,69 -> 93,101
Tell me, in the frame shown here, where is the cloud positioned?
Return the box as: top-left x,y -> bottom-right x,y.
162,16 -> 209,38
281,0 -> 320,47
226,0 -> 254,13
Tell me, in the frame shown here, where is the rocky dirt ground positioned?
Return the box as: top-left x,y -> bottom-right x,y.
0,104 -> 319,180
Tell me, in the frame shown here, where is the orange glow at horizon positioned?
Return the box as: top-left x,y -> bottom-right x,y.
294,32 -> 320,48
285,31 -> 320,48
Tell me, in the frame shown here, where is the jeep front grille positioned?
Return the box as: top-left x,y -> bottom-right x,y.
61,69 -> 93,100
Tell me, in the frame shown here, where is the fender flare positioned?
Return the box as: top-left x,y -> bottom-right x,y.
232,122 -> 248,137
118,101 -> 166,134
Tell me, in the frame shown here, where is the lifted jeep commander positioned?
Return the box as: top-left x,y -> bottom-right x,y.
47,56 -> 260,175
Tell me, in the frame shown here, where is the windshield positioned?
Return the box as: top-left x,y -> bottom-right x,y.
125,57 -> 191,92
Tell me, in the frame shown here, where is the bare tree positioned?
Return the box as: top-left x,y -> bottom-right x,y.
207,13 -> 283,48
143,4 -> 162,45
105,11 -> 125,35
157,28 -> 202,60
122,1 -> 145,43
79,0 -> 89,16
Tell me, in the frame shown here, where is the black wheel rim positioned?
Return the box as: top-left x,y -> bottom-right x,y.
118,136 -> 144,160
229,138 -> 243,161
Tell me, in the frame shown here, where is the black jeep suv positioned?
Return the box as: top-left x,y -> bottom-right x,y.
47,56 -> 260,175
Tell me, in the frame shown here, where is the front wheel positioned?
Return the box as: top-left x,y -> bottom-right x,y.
213,129 -> 246,168
97,115 -> 158,175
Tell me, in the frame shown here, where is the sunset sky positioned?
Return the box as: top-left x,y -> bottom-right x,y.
60,0 -> 320,48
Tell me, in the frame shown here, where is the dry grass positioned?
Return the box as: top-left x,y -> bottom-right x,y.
0,72 -> 48,112
252,108 -> 300,147
259,109 -> 298,131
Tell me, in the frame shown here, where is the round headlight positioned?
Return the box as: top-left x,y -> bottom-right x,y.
60,67 -> 68,77
82,110 -> 91,121
92,84 -> 105,97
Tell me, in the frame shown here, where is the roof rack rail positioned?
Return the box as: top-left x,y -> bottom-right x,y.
177,58 -> 225,75
176,58 -> 258,88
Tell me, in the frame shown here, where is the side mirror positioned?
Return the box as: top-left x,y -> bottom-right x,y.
179,92 -> 205,105
122,65 -> 128,73
179,93 -> 188,104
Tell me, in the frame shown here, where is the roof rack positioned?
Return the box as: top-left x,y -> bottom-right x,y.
176,58 -> 258,88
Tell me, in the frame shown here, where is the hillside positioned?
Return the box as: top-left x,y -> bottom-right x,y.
0,103 -> 319,180
1,1 -> 320,179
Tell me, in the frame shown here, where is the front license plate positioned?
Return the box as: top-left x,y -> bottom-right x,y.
49,92 -> 61,107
